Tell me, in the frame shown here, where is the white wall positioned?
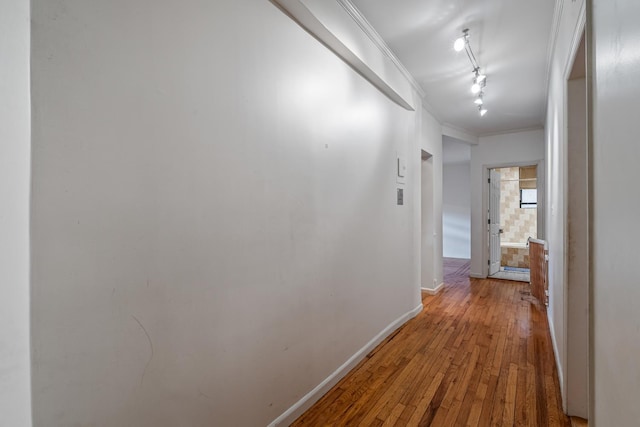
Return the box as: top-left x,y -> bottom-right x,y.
30,0 -> 429,425
592,0 -> 640,424
544,0 -> 585,408
469,129 -> 545,277
0,1 -> 32,425
443,162 -> 471,259
420,111 -> 444,291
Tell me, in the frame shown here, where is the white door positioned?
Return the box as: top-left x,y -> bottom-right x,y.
489,169 -> 501,275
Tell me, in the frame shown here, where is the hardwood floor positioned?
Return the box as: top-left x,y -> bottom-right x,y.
291,258 -> 569,426
570,417 -> 588,427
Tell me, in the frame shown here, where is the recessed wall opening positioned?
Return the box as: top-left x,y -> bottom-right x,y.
565,30 -> 589,420
421,148 -> 439,294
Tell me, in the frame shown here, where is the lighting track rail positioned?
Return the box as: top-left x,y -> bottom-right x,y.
454,29 -> 488,116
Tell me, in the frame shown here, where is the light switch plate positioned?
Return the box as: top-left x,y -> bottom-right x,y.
396,155 -> 407,184
397,156 -> 406,177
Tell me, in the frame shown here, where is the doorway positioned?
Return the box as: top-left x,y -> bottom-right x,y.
487,165 -> 538,282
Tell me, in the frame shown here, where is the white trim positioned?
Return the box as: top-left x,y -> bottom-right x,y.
0,1 -> 32,424
337,0 -> 425,98
442,123 -> 479,145
543,0 -> 586,121
469,273 -> 486,279
547,306 -> 565,408
421,283 -> 444,295
542,0 -> 565,120
527,237 -> 547,247
557,7 -> 586,414
441,123 -> 547,144
562,9 -> 587,82
421,99 -> 444,124
537,159 -> 546,241
481,159 -> 545,276
272,0 -> 417,110
478,125 -> 544,139
268,303 -> 424,427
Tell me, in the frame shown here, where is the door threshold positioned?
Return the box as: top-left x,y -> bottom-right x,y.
489,270 -> 530,282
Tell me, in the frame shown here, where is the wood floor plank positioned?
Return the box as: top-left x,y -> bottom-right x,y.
502,363 -> 519,426
380,403 -> 405,427
334,360 -> 409,425
570,416 -> 588,427
477,372 -> 499,426
291,258 -> 569,427
491,372 -> 512,427
466,381 -> 487,427
405,371 -> 445,426
393,404 -> 416,427
526,362 -> 538,427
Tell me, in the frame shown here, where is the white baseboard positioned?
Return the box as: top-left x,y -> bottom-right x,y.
469,272 -> 486,279
547,306 -> 566,412
421,282 -> 444,295
268,303 -> 424,426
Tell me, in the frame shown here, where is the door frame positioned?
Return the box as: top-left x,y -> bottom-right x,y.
481,160 -> 545,277
488,169 -> 502,276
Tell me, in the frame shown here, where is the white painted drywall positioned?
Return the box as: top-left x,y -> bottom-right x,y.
566,76 -> 588,418
469,129 -> 545,277
280,0 -> 418,110
420,110 -> 444,291
543,0 -> 585,407
29,1 -> 429,425
0,1 -> 32,425
443,139 -> 471,259
443,163 -> 470,259
592,0 -> 640,424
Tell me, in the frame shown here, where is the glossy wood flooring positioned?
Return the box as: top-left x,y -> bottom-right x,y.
292,258 -> 569,426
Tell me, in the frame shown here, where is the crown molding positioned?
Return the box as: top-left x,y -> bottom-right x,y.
442,123 -> 479,145
542,0 -> 586,121
420,98 -> 443,124
562,2 -> 587,80
272,0 -> 418,110
336,0 -> 426,99
542,0 -> 565,120
478,125 -> 544,139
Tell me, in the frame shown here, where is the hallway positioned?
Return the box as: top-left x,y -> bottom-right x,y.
292,258 -> 568,426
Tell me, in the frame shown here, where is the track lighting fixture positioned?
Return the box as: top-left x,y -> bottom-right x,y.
454,29 -> 488,117
453,30 -> 467,52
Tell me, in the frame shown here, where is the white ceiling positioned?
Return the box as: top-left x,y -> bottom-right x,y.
350,0 -> 556,136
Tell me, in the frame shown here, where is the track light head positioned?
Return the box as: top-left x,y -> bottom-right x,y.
453,29 -> 469,52
479,107 -> 488,117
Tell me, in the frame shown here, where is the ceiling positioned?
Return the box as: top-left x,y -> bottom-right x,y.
350,0 -> 557,136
